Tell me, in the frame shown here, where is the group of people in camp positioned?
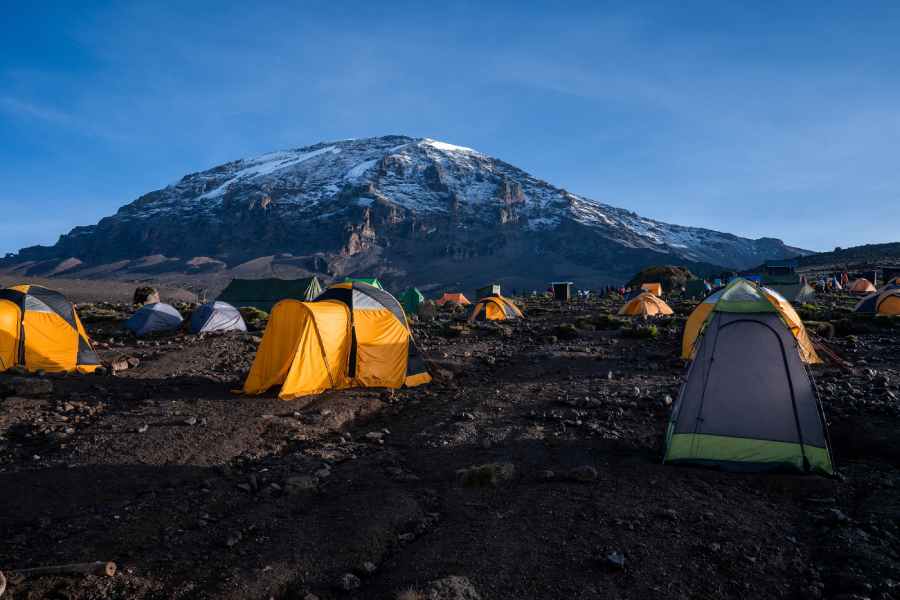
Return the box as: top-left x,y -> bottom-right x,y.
3,272 -> 899,478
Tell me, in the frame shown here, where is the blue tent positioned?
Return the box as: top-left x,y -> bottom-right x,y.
127,303 -> 183,336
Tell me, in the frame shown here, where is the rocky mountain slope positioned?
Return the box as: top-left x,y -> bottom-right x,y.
7,135 -> 808,290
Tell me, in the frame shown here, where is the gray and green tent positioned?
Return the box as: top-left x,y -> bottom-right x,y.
398,287 -> 425,315
665,278 -> 833,475
216,277 -> 323,312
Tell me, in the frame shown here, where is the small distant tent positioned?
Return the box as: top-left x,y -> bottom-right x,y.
468,296 -> 524,322
849,278 -> 877,294
0,284 -> 101,374
684,280 -> 712,300
189,301 -> 247,334
682,280 -> 820,364
640,282 -> 663,296
664,278 -> 834,475
476,283 -> 501,299
830,277 -> 843,291
618,292 -> 674,317
343,277 -> 384,290
436,293 -> 470,306
217,277 -> 323,312
242,281 -> 430,400
712,278 -> 723,288
398,288 -> 425,315
552,282 -> 573,302
127,303 -> 183,337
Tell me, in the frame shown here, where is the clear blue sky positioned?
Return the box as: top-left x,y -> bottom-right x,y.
2,1 -> 899,255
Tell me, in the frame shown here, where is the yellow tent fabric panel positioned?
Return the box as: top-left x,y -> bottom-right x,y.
352,308 -> 408,388
22,311 -> 80,372
0,300 -> 21,371
484,300 -> 506,320
499,297 -> 524,317
279,303 -> 352,400
761,289 -> 822,364
243,300 -> 347,396
878,294 -> 900,315
681,302 -> 714,359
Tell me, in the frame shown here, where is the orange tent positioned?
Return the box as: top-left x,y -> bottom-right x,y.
640,282 -> 663,296
618,292 -> 674,317
849,278 -> 877,294
436,293 -> 471,306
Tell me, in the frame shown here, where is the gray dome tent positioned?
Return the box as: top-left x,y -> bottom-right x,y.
126,303 -> 183,337
189,301 -> 247,334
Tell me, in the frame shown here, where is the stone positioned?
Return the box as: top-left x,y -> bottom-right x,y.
423,575 -> 481,600
4,376 -> 53,397
336,573 -> 361,591
284,476 -> 318,494
456,462 -> 516,487
605,551 -> 626,570
568,465 -> 598,482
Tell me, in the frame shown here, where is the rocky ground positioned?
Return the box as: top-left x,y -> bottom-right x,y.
0,292 -> 899,600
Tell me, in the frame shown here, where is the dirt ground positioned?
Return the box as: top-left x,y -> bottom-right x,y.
1,291 -> 898,600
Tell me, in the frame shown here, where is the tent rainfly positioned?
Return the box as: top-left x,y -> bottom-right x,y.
343,277 -> 384,290
398,288 -> 426,315
217,277 -> 323,312
242,282 -> 430,400
664,278 -> 834,475
618,292 -> 673,317
0,284 -> 102,373
126,303 -> 184,337
189,301 -> 247,334
436,293 -> 471,306
468,296 -> 524,322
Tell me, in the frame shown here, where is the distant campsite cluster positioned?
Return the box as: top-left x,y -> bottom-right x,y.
2,259 -> 898,480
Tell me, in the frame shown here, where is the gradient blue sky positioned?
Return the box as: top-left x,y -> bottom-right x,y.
2,1 -> 899,255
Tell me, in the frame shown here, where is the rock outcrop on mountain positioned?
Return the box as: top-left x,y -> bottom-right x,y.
7,135 -> 808,290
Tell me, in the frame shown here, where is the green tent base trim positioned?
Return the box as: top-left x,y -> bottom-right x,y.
714,299 -> 777,313
665,433 -> 833,475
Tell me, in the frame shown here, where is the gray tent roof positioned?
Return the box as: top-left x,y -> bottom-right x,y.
190,301 -> 247,334
126,303 -> 183,336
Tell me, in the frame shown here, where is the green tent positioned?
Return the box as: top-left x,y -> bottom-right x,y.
664,278 -> 833,475
216,277 -> 323,312
343,277 -> 384,290
398,287 -> 425,315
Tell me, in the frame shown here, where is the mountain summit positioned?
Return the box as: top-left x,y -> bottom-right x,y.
10,135 -> 806,289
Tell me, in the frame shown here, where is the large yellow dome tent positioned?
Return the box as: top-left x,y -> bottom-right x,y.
468,295 -> 524,322
242,281 -> 431,400
681,278 -> 821,364
0,284 -> 101,373
618,292 -> 673,317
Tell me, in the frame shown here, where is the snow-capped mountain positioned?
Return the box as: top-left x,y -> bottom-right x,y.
9,135 -> 806,289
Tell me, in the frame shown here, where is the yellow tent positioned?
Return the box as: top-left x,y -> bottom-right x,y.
640,282 -> 663,296
0,284 -> 101,373
243,282 -> 431,400
849,278 -> 877,294
681,280 -> 821,364
468,296 -> 524,322
618,292 -> 674,317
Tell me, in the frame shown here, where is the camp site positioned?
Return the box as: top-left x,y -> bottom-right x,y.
4,3 -> 900,597
0,261 -> 899,599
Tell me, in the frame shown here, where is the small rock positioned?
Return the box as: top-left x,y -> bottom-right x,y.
568,465 -> 598,482
360,561 -> 377,575
284,476 -> 318,494
336,573 -> 361,591
456,462 -> 515,487
423,575 -> 481,600
605,551 -> 626,570
225,531 -> 242,547
184,416 -> 198,426
137,424 -> 149,434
